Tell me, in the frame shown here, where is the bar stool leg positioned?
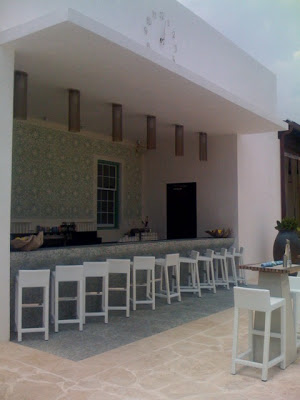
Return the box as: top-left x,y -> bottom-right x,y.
54,281 -> 59,333
210,261 -> 216,293
17,284 -> 22,342
194,263 -> 201,297
126,271 -> 130,317
146,269 -> 150,298
104,275 -> 108,323
151,268 -> 155,310
280,304 -> 286,369
164,265 -> 171,304
261,311 -> 271,381
231,306 -> 239,375
133,268 -> 137,311
248,310 -> 253,361
223,259 -> 230,290
79,280 -> 83,331
44,285 -> 49,341
176,264 -> 181,301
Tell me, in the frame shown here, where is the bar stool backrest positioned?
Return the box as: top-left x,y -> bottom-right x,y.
190,250 -> 199,260
165,253 -> 179,267
83,262 -> 108,278
234,287 -> 271,312
289,276 -> 300,291
205,249 -> 214,258
133,256 -> 155,269
220,248 -> 227,257
107,259 -> 130,274
227,247 -> 236,256
55,265 -> 83,281
19,269 -> 50,287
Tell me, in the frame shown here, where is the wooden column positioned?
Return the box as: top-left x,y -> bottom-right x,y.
68,89 -> 80,132
199,132 -> 207,161
112,104 -> 122,142
175,125 -> 184,156
147,115 -> 156,149
278,130 -> 291,218
13,70 -> 27,120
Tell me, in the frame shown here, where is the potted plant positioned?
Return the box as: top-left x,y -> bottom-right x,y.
273,217 -> 300,263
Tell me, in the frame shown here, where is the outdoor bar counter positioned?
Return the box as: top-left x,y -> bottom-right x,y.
10,237 -> 234,329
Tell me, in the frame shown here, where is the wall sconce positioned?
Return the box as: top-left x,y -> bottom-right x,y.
147,115 -> 156,149
68,89 -> 80,132
175,125 -> 184,156
199,132 -> 207,161
112,104 -> 122,142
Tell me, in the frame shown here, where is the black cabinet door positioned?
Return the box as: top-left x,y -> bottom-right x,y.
167,182 -> 197,239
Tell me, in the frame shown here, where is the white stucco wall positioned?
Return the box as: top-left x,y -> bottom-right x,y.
237,132 -> 281,282
0,0 -> 276,113
142,131 -> 238,241
0,47 -> 14,341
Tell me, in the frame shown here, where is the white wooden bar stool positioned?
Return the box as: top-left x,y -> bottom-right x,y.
155,254 -> 181,304
178,251 -> 201,297
83,261 -> 108,323
235,246 -> 247,285
232,287 -> 286,382
15,269 -> 50,342
195,249 -> 216,293
107,259 -> 130,317
226,247 -> 238,286
212,248 -> 229,289
131,256 -> 155,310
51,265 -> 84,332
288,276 -> 300,349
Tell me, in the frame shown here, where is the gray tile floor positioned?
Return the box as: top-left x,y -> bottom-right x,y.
13,287 -> 235,361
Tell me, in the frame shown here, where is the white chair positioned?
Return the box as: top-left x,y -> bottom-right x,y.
107,259 -> 130,317
212,248 -> 229,289
194,249 -> 216,293
226,247 -> 238,286
155,254 -> 181,304
288,276 -> 300,349
51,265 -> 84,332
83,261 -> 108,324
232,287 -> 286,382
131,256 -> 155,310
15,269 -> 50,342
235,246 -> 247,285
177,251 -> 201,297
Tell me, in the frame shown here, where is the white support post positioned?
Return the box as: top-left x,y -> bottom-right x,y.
0,46 -> 15,341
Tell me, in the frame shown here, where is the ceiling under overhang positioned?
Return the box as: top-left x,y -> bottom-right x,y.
1,10 -> 287,142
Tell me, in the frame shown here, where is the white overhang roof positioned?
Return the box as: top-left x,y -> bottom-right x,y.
0,9 -> 287,140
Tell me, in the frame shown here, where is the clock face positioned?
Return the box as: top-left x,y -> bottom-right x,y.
144,10 -> 177,62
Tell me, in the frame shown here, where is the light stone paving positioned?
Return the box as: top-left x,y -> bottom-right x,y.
1,308 -> 300,400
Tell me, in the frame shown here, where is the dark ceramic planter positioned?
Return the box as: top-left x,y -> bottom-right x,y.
273,230 -> 300,263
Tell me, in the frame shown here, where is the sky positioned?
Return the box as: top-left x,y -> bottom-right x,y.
177,0 -> 300,123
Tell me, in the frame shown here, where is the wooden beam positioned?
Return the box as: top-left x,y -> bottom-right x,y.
112,104 -> 122,142
68,89 -> 80,132
147,115 -> 156,149
199,132 -> 207,161
13,71 -> 27,120
175,125 -> 184,156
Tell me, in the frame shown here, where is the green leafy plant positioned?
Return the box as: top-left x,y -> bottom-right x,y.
275,217 -> 299,231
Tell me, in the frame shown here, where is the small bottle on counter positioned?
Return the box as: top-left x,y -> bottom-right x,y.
284,239 -> 292,268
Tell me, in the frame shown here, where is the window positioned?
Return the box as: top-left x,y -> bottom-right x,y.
97,160 -> 119,228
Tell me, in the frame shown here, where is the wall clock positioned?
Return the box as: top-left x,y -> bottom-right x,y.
144,10 -> 177,62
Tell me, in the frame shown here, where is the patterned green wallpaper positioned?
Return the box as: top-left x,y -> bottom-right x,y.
11,120 -> 142,226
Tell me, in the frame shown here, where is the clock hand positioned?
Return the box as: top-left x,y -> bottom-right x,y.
160,20 -> 167,44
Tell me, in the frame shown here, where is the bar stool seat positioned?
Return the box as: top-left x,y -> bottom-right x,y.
83,261 -> 108,323
212,248 -> 229,289
15,269 -> 50,342
235,246 -> 247,285
51,265 -> 84,332
288,276 -> 300,349
107,259 -> 130,317
131,256 -> 155,310
178,251 -> 201,297
155,254 -> 181,304
232,287 -> 286,381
